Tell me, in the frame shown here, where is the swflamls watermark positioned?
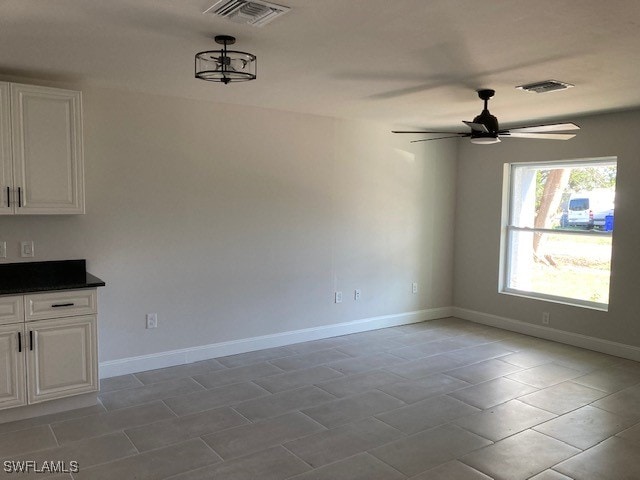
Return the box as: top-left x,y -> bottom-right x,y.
3,460 -> 79,474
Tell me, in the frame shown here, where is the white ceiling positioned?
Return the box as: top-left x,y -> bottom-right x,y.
2,0 -> 640,129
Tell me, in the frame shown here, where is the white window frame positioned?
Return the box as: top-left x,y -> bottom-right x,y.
499,157 -> 617,311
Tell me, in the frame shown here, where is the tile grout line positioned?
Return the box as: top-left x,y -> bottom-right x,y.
279,442 -> 316,469
0,406 -> 103,438
229,406 -> 256,424
121,428 -> 141,455
160,399 -> 180,417
362,450 -> 410,479
457,456 -> 494,478
48,423 -> 61,447
515,391 -> 599,417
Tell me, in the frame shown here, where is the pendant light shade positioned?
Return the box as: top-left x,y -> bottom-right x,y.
195,35 -> 257,84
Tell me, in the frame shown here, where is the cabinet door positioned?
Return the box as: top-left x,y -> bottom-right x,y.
0,323 -> 26,410
11,84 -> 85,214
26,315 -> 97,404
0,82 -> 12,215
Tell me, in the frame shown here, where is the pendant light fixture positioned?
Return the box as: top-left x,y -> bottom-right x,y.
195,35 -> 257,84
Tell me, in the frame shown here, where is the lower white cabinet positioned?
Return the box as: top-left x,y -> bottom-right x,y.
0,289 -> 98,411
27,315 -> 97,404
0,323 -> 26,409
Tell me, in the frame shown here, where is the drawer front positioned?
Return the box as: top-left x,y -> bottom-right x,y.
0,296 -> 24,325
25,289 -> 97,321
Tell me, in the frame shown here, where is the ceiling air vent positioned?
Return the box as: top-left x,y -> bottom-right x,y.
516,80 -> 574,94
204,0 -> 290,27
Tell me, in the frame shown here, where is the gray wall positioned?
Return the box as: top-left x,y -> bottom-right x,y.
454,109 -> 640,347
1,85 -> 458,362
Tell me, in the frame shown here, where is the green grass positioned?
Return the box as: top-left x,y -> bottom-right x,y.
529,263 -> 610,304
513,232 -> 612,304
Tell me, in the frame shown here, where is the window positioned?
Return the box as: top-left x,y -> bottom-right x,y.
569,198 -> 589,211
501,157 -> 617,310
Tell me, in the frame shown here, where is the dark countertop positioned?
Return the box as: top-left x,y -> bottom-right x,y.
0,260 -> 105,296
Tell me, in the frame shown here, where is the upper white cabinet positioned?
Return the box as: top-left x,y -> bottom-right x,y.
0,82 -> 85,215
0,83 -> 12,215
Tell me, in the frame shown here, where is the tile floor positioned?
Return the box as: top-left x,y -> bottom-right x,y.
2,317 -> 640,479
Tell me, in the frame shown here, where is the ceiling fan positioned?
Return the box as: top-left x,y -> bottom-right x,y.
393,89 -> 579,144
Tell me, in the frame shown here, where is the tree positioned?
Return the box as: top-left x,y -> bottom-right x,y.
533,165 -> 616,261
568,166 -> 616,192
534,168 -> 569,258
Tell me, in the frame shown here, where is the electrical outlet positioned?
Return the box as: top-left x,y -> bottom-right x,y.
412,282 -> 418,294
354,289 -> 361,301
0,241 -> 6,259
20,241 -> 34,258
334,291 -> 343,304
542,312 -> 550,325
146,313 -> 158,329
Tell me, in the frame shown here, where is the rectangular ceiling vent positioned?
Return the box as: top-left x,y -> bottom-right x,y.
516,80 -> 575,94
204,0 -> 290,27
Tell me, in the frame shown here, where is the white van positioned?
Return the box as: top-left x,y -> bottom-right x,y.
567,191 -> 614,229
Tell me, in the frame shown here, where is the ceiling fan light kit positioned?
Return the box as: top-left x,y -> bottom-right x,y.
470,135 -> 501,144
195,35 -> 257,84
393,89 -> 580,145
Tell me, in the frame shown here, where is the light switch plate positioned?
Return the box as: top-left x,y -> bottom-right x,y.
146,313 -> 158,329
0,241 -> 6,258
20,241 -> 34,258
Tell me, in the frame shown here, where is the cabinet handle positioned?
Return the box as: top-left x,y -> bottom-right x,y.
17,187 -> 22,208
29,330 -> 33,351
17,331 -> 22,353
52,303 -> 75,308
5,187 -> 8,208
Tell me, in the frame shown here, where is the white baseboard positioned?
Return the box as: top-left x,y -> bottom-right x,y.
453,307 -> 640,362
100,307 -> 454,378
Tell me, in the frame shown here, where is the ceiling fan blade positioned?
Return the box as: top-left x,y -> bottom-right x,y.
462,121 -> 489,133
504,122 -> 580,134
501,132 -> 577,140
392,130 -> 465,134
410,134 -> 471,143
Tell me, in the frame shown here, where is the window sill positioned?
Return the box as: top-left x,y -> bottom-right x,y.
499,288 -> 609,312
